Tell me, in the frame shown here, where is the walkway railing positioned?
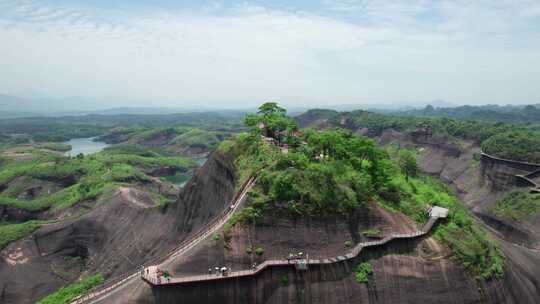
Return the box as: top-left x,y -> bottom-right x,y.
481,151 -> 540,192
70,176 -> 257,304
143,214 -> 442,286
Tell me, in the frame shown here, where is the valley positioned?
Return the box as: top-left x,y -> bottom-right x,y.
3,2 -> 539,303
0,105 -> 539,304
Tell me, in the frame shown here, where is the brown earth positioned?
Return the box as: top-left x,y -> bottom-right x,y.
3,125 -> 540,303
0,151 -> 237,304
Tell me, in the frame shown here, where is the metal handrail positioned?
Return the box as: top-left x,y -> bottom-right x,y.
71,176 -> 256,304
146,215 -> 441,286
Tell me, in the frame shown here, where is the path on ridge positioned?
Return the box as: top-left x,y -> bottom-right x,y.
70,177 -> 257,304
142,216 -> 442,286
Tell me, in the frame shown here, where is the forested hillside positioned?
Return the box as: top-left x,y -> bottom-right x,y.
393,104 -> 540,124
297,109 -> 540,163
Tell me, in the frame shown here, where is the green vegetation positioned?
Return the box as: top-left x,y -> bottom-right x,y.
224,103 -> 505,281
244,102 -> 299,146
398,150 -> 418,181
151,192 -> 173,208
0,113 -> 239,252
212,233 -> 221,241
254,127 -> 388,216
380,172 -> 504,279
103,144 -> 158,157
171,128 -> 223,150
0,110 -> 245,145
245,245 -> 253,254
280,275 -> 289,285
490,190 -> 540,221
344,240 -> 353,248
0,145 -> 195,212
362,228 -> 382,238
36,143 -> 72,152
481,131 -> 540,163
0,220 -> 43,249
254,246 -> 265,256
98,126 -> 236,155
309,109 -> 540,163
395,104 -> 540,124
354,262 -> 373,283
37,274 -> 104,304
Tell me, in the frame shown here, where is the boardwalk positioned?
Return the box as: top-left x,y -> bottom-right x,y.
70,176 -> 257,304
482,151 -> 540,193
142,214 -> 442,286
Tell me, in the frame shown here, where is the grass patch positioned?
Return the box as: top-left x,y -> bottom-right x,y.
37,274 -> 104,304
0,148 -> 194,212
36,143 -> 72,152
362,228 -> 382,238
150,192 -> 173,208
171,128 -> 220,149
0,220 -> 43,250
490,190 -> 540,221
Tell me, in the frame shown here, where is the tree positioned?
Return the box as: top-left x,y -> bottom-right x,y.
245,102 -> 298,144
258,102 -> 286,116
398,150 -> 418,181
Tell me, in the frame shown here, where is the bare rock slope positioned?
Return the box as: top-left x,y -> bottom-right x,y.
0,151 -> 236,304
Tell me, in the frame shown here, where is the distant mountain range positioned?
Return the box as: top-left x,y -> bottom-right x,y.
2,93 -> 539,122
0,94 -> 231,118
390,103 -> 540,124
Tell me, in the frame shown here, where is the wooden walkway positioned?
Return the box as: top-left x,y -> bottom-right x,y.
142,216 -> 441,286
482,151 -> 540,193
70,177 -> 257,304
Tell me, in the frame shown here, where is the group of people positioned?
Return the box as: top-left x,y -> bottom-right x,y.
209,266 -> 229,276
286,251 -> 305,263
141,266 -> 172,284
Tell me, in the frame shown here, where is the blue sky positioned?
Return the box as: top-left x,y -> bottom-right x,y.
1,0 -> 540,109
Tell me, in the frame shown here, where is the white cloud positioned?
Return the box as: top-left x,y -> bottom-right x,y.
0,0 -> 539,108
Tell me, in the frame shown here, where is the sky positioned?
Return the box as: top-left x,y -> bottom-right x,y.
1,0 -> 540,109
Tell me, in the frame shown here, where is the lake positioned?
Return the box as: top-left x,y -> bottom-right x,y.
64,138 -> 109,157
161,174 -> 191,187
162,157 -> 207,187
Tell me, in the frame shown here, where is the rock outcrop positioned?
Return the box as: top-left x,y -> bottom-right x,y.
0,151 -> 236,304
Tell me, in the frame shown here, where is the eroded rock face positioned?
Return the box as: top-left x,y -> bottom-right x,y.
149,202 -> 492,304
374,129 -> 540,303
0,151 -> 237,304
152,229 -> 488,304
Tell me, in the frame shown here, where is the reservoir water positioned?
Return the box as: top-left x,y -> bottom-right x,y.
162,157 -> 208,187
64,138 -> 109,157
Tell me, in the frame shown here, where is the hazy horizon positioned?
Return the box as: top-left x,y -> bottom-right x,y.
1,1 -> 540,110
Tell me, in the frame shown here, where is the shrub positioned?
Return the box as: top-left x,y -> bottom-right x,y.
254,246 -> 265,256
246,245 -> 253,255
354,262 -> 373,283
344,240 -> 353,248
